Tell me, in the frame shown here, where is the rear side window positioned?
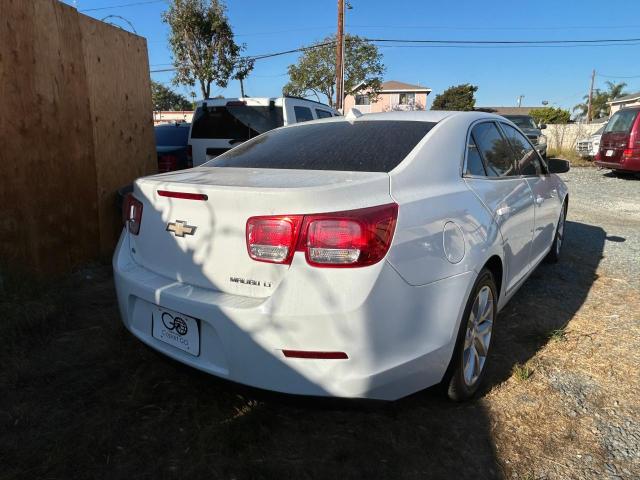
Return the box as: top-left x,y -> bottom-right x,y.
294,106 -> 314,122
501,123 -> 542,176
604,109 -> 638,133
472,122 -> 517,177
466,134 -> 487,176
191,104 -> 284,140
207,121 -> 436,172
315,109 -> 333,119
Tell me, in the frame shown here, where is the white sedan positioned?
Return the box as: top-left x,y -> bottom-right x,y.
114,110 -> 569,401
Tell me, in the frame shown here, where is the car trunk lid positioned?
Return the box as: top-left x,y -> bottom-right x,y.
128,167 -> 392,298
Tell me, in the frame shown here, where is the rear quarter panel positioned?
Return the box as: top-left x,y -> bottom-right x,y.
387,114 -> 503,288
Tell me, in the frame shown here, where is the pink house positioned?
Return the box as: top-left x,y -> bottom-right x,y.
343,80 -> 432,114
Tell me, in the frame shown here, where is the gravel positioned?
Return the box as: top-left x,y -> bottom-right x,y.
559,167 -> 640,288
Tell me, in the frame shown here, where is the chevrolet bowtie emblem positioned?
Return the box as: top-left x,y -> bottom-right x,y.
166,220 -> 197,237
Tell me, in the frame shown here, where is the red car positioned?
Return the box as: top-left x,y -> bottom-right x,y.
595,107 -> 640,175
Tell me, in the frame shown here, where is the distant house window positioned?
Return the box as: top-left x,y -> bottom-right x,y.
355,94 -> 370,105
399,93 -> 415,105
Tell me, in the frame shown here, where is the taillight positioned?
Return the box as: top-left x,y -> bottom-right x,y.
622,148 -> 640,161
186,145 -> 193,168
158,154 -> 178,173
122,194 -> 143,235
245,204 -> 398,267
246,216 -> 303,264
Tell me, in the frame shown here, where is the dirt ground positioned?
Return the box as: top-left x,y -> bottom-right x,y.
1,167 -> 638,480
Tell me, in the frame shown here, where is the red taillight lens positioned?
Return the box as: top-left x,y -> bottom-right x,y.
246,216 -> 302,264
622,148 -> 640,161
122,194 -> 143,235
158,154 -> 178,173
303,204 -> 398,267
245,204 -> 398,268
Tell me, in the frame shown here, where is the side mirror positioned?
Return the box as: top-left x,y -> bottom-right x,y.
539,123 -> 547,130
547,158 -> 570,174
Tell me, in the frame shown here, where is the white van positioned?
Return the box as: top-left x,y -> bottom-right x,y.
188,96 -> 339,166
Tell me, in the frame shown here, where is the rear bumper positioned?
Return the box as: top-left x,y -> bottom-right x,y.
595,160 -> 640,172
113,232 -> 476,400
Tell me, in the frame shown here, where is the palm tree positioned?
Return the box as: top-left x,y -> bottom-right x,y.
606,81 -> 628,100
573,81 -> 628,120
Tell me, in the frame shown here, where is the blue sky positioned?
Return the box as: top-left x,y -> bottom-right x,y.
67,0 -> 640,110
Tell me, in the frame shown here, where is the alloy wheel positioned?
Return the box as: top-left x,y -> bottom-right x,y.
463,285 -> 494,386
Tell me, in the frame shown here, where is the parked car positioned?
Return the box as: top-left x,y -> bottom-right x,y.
576,125 -> 606,158
502,114 -> 547,158
155,122 -> 192,172
595,107 -> 640,175
115,110 -> 569,401
188,96 -> 339,166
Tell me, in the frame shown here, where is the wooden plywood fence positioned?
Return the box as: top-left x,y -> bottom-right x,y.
0,0 -> 156,277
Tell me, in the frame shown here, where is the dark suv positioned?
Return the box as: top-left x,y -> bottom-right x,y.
502,115 -> 547,159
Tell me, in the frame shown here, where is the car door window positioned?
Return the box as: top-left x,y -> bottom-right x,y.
501,123 -> 542,176
472,122 -> 516,177
294,106 -> 314,122
466,133 -> 487,176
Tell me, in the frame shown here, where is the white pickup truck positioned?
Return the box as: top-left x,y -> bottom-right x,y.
188,96 -> 339,166
576,125 -> 606,158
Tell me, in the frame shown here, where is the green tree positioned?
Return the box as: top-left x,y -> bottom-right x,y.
573,81 -> 628,120
431,84 -> 478,111
151,80 -> 192,110
529,106 -> 571,125
163,0 -> 252,99
283,34 -> 385,107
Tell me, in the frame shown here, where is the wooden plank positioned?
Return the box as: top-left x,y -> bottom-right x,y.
79,16 -> 157,256
0,0 -> 100,275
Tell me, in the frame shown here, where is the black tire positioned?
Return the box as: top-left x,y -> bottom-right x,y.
545,200 -> 567,264
444,268 -> 497,402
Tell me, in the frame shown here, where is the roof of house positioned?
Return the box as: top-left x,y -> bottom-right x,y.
608,92 -> 640,105
475,106 -> 539,115
380,80 -> 431,93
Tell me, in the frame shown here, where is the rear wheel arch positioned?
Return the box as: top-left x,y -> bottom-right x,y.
483,255 -> 503,301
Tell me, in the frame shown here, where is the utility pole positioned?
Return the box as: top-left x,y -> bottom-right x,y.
335,0 -> 344,111
587,69 -> 596,122
517,95 -> 524,108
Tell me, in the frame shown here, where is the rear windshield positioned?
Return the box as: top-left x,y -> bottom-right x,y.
604,109 -> 638,134
191,104 -> 284,140
206,120 -> 436,172
155,124 -> 190,146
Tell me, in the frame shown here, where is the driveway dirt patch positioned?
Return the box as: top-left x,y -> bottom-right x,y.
1,168 -> 638,479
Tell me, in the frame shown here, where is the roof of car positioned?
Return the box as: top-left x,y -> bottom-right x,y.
346,109 -> 500,123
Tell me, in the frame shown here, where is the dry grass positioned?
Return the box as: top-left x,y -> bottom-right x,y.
548,148 -> 594,168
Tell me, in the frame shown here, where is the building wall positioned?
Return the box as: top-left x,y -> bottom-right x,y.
344,92 -> 429,113
0,0 -> 156,276
154,111 -> 194,125
610,100 -> 640,114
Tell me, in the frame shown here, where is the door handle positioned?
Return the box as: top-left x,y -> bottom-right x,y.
535,196 -> 544,206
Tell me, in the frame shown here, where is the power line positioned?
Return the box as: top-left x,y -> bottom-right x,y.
597,73 -> 640,79
365,37 -> 640,45
149,36 -> 640,73
80,0 -> 166,12
349,23 -> 640,31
